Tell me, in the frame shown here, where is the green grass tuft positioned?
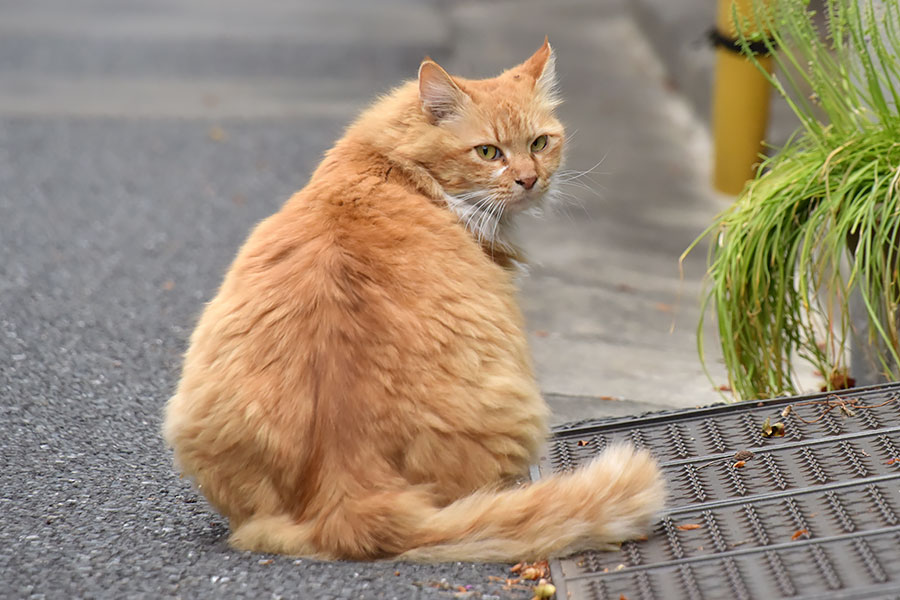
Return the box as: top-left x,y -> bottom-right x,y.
686,0 -> 900,400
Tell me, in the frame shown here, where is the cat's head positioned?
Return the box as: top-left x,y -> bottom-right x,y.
412,39 -> 565,244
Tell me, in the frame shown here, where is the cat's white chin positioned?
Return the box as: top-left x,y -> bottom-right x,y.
505,189 -> 546,214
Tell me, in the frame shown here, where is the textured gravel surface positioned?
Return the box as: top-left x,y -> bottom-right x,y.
0,118 -> 530,599
0,0 -> 726,596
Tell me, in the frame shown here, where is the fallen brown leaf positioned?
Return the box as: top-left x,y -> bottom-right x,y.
732,460 -> 746,469
676,523 -> 702,531
761,417 -> 785,438
791,529 -> 809,541
733,450 -> 755,462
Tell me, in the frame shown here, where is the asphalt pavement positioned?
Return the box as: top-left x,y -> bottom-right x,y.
1,0 -> 728,598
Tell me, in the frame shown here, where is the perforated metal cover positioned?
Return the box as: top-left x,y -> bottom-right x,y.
535,383 -> 900,600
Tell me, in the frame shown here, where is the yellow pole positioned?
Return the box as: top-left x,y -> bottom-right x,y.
711,0 -> 774,195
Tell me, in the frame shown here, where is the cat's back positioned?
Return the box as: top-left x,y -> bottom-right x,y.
184,154 -> 525,390
236,155 -> 514,311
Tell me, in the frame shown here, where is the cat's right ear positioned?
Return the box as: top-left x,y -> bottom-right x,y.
418,60 -> 468,123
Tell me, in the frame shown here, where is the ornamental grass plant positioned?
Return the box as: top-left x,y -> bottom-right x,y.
687,0 -> 900,399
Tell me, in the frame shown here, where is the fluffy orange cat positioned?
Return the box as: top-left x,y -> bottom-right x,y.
164,40 -> 665,561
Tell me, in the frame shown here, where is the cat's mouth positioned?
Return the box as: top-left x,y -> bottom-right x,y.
505,187 -> 546,213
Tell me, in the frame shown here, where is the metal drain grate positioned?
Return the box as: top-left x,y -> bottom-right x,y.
535,383 -> 900,600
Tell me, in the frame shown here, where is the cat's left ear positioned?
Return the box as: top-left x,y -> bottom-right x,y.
418,59 -> 470,123
520,37 -> 560,105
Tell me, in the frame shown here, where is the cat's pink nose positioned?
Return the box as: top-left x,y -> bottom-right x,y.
516,176 -> 538,190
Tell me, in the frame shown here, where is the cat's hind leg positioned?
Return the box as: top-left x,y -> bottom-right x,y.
228,485 -> 438,559
229,515 -> 318,557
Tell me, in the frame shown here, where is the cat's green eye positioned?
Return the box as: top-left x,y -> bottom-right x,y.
475,145 -> 502,161
531,135 -> 549,153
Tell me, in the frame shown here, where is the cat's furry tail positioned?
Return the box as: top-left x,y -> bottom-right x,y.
399,444 -> 665,562
230,444 -> 665,562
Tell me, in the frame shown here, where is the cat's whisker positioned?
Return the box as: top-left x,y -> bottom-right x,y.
477,195 -> 500,241
452,191 -> 500,246
468,195 -> 491,219
455,190 -> 488,202
553,185 -> 591,203
447,190 -> 497,243
475,205 -> 490,244
554,171 -> 606,199
558,175 -> 605,192
557,179 -> 604,198
552,161 -> 606,202
557,156 -> 608,180
556,175 -> 606,192
546,186 -> 592,223
487,198 -> 506,249
478,195 -> 503,246
478,200 -> 493,247
538,181 -> 593,221
557,170 -> 608,182
550,188 -> 586,202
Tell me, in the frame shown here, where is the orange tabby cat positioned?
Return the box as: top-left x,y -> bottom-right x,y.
163,40 -> 665,561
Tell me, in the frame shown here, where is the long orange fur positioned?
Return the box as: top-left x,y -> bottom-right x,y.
163,40 -> 665,562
